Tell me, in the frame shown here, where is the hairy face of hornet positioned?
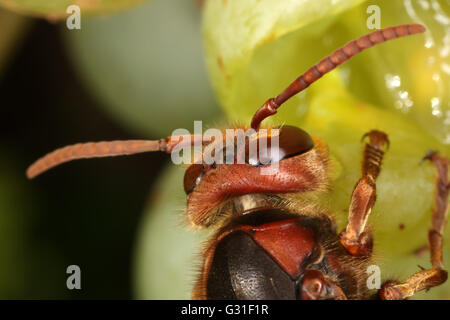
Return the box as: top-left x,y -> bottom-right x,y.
183,126 -> 314,196
26,24 -> 449,300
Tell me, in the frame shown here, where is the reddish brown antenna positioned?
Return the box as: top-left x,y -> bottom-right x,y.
26,135 -> 206,179
250,24 -> 426,130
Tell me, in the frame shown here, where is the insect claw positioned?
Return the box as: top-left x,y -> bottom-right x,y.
360,132 -> 369,143
419,150 -> 438,165
360,130 -> 389,151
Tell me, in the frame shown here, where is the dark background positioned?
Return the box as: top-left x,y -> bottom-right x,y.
0,20 -> 168,299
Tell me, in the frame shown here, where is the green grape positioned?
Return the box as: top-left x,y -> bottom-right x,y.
337,0 -> 450,146
203,0 -> 366,125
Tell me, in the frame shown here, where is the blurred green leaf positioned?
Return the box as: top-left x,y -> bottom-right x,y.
0,0 -> 144,18
64,0 -> 221,137
0,8 -> 30,78
0,150 -> 33,298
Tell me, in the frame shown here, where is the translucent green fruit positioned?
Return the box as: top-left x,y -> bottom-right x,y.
204,0 -> 450,145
